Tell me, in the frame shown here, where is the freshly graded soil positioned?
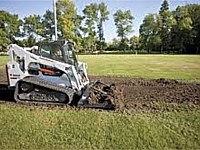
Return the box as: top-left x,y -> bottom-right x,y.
90,76 -> 200,112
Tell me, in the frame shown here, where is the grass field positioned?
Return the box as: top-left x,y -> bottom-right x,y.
1,55 -> 200,80
0,56 -> 8,69
0,104 -> 200,149
0,55 -> 200,149
78,55 -> 200,80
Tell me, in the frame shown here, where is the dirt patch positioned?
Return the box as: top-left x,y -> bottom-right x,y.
90,76 -> 200,112
0,68 -> 7,84
0,68 -> 199,112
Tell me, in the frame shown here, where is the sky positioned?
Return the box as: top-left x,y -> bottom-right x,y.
0,0 -> 200,42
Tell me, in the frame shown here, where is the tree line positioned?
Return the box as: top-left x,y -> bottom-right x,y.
0,0 -> 200,54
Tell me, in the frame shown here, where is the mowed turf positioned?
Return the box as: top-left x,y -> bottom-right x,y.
1,55 -> 200,80
0,56 -> 8,69
78,55 -> 200,80
0,55 -> 200,149
0,104 -> 200,149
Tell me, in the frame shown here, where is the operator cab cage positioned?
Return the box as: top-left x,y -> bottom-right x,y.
38,40 -> 77,67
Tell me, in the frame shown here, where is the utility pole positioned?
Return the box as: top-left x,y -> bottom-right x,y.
53,0 -> 58,40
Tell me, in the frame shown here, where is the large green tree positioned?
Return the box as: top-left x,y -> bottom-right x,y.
171,6 -> 192,53
56,0 -> 76,40
23,14 -> 43,37
73,14 -> 84,51
81,2 -> 109,52
97,2 -> 109,51
0,10 -> 22,51
23,14 -> 43,46
187,4 -> 200,53
113,10 -> 134,50
82,3 -> 98,52
140,13 -> 161,53
41,10 -> 54,40
159,0 -> 176,52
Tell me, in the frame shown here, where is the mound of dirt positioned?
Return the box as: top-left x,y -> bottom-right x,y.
90,76 -> 200,112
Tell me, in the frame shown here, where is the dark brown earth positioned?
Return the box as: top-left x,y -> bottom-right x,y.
90,76 -> 200,112
0,69 -> 200,112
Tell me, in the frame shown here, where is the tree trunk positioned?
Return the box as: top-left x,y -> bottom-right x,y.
160,45 -> 163,54
196,47 -> 199,54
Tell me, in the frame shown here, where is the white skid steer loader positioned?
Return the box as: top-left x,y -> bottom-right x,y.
6,40 -> 117,109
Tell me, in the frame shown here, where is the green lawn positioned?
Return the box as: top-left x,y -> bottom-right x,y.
1,55 -> 200,80
78,55 -> 200,80
0,55 -> 200,149
0,104 -> 200,149
0,56 -> 8,69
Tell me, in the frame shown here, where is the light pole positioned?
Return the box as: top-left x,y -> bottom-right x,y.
53,0 -> 58,40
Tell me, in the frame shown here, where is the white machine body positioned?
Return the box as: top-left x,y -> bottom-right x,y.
6,41 -> 89,93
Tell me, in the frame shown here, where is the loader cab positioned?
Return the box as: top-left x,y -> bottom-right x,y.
39,40 -> 78,67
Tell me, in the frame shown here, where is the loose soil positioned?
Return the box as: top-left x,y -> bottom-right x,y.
90,76 -> 200,112
0,69 -> 199,112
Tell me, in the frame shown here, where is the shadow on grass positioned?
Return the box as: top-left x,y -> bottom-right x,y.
0,84 -> 14,101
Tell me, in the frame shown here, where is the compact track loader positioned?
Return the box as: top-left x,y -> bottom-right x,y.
6,40 -> 117,109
